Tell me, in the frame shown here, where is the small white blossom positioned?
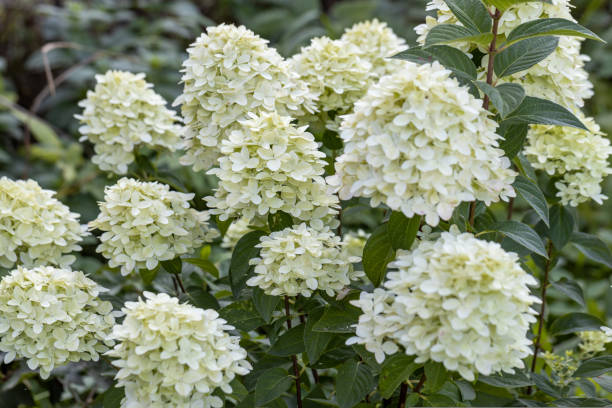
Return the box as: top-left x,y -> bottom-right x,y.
524,116 -> 612,206
247,223 -> 363,297
175,24 -> 317,172
348,229 -> 539,381
107,292 -> 251,408
330,61 -> 516,226
0,177 -> 87,269
0,266 -> 115,379
205,112 -> 339,229
90,178 -> 218,276
76,70 -> 183,174
578,328 -> 612,357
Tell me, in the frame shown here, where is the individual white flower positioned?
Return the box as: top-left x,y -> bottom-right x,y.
348,229 -> 540,381
523,116 -> 612,206
417,0 -> 593,108
90,178 -> 219,276
0,177 -> 87,269
76,70 -> 183,174
107,292 -> 251,408
0,266 -> 115,379
247,223 -> 363,297
175,24 -> 317,172
330,61 -> 516,227
205,112 -> 339,229
340,19 -> 408,78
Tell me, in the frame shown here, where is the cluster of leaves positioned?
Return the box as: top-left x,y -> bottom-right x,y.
0,0 -> 611,407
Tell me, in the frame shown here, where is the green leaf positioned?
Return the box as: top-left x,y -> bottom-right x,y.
502,96 -> 587,130
268,211 -> 294,232
425,24 -> 492,47
8,106 -> 62,148
549,205 -> 574,250
484,0 -> 552,12
255,368 -> 293,406
570,232 -> 612,268
494,220 -> 548,257
513,175 -> 549,226
573,356 -> 612,378
387,212 -> 421,250
551,278 -> 585,307
269,325 -> 306,357
139,267 -> 158,286
304,307 -> 333,364
252,287 -> 280,323
184,258 -> 219,278
312,304 -> 361,333
478,371 -> 534,388
102,386 -> 124,408
424,361 -> 448,393
550,398 -> 612,407
216,216 -> 234,236
494,36 -> 558,77
336,360 -> 376,408
219,300 -> 265,331
186,285 -> 219,310
474,82 -> 525,118
506,18 -> 603,46
362,224 -> 395,287
499,123 -> 529,159
454,380 -> 476,401
393,45 -> 477,80
444,0 -> 492,33
379,354 -> 420,399
161,258 -> 182,275
549,313 -> 606,335
322,130 -> 344,150
230,230 -> 267,297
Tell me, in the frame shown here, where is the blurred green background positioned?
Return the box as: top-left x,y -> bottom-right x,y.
0,0 -> 611,362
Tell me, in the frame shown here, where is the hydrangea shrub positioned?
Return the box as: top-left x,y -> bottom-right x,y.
1,2 -> 612,408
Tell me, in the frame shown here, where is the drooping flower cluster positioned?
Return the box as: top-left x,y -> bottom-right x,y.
415,0 -> 593,108
175,24 -> 317,172
90,178 -> 218,276
0,266 -> 115,379
0,177 -> 87,269
205,112 -> 339,228
290,20 -> 407,126
107,292 -> 251,408
330,62 -> 516,226
523,116 -> 612,206
76,70 -> 183,174
247,223 -> 362,297
348,229 -> 539,381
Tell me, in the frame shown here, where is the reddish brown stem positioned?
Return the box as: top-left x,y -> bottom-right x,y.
285,296 -> 302,408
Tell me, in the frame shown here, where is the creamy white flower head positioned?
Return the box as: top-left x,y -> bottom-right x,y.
417,0 -> 593,108
76,70 -> 183,174
348,229 -> 540,381
175,24 -> 317,172
340,19 -> 408,77
90,178 -> 219,276
330,61 -> 516,226
578,328 -> 612,357
107,292 -> 251,408
0,177 -> 87,269
0,266 -> 115,379
289,36 -> 373,119
341,230 -> 369,259
247,223 -> 363,297
205,112 -> 339,229
524,116 -> 612,206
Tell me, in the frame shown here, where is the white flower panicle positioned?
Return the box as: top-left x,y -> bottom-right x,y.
524,116 -> 612,206
76,70 -> 183,174
290,20 -> 406,124
0,266 -> 115,379
90,178 -> 218,276
330,62 -> 516,226
205,112 -> 339,229
348,229 -> 539,381
107,292 -> 251,408
578,328 -> 612,357
247,223 -> 363,297
175,24 -> 317,172
0,177 -> 87,269
416,0 -> 593,108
